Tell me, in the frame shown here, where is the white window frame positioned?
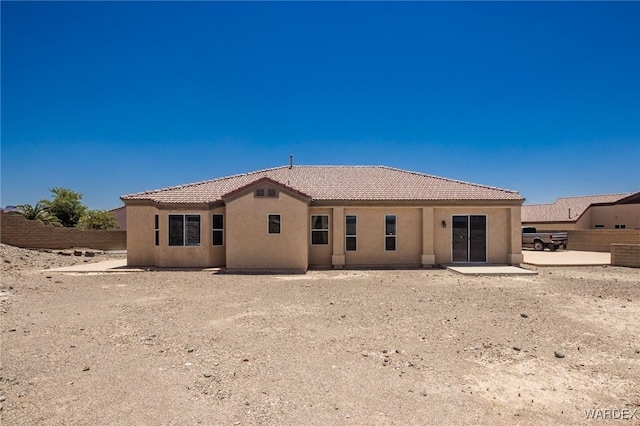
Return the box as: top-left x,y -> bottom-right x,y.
212,214 -> 224,246
268,214 -> 281,235
385,214 -> 397,251
345,215 -> 357,252
168,214 -> 201,247
310,214 -> 329,245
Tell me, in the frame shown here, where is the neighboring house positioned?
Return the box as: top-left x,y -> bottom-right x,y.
120,165 -> 524,270
522,192 -> 640,231
109,206 -> 127,230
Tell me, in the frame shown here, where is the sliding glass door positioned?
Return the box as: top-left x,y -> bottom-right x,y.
452,215 -> 487,262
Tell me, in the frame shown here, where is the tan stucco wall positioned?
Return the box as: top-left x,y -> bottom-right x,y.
525,204 -> 640,231
433,207 -> 512,264
126,205 -> 156,266
126,205 -> 225,268
589,204 -> 640,229
308,207 -> 333,267
342,207 -> 422,267
509,206 -> 523,264
125,200 -> 521,268
225,190 -> 309,270
156,208 -> 210,268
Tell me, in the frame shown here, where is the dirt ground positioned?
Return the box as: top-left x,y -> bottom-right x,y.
1,244 -> 639,425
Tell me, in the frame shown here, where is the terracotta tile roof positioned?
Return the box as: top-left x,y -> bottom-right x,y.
522,193 -> 635,223
121,165 -> 523,204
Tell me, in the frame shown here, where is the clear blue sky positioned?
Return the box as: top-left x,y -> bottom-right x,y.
2,1 -> 639,210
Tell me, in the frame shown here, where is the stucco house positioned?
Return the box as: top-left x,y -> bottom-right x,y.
120,165 -> 524,271
522,192 -> 640,231
108,206 -> 127,230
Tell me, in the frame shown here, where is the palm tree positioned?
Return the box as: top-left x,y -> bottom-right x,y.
17,202 -> 62,227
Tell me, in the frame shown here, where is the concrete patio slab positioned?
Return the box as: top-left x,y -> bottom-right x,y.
522,250 -> 610,266
444,265 -> 537,276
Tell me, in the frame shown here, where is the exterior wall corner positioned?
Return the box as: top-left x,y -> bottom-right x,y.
421,254 -> 436,267
508,253 -> 523,265
332,254 -> 346,268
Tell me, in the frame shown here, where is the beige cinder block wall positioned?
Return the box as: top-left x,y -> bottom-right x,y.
528,222 -> 579,231
225,190 -> 309,270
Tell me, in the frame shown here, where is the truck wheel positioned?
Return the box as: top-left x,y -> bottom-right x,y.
549,244 -> 557,252
533,241 -> 544,251
562,243 -> 567,250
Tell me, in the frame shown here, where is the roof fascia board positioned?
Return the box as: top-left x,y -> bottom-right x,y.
156,202 -> 219,211
522,220 -> 573,225
613,192 -> 640,205
121,199 -> 154,207
122,199 -> 217,210
310,199 -> 523,207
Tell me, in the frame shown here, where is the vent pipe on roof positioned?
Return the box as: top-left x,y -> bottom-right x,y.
568,208 -> 571,219
289,154 -> 293,169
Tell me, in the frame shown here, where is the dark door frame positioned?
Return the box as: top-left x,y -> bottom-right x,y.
451,214 -> 487,263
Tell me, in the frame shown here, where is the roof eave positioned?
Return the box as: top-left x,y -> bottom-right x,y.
311,198 -> 523,207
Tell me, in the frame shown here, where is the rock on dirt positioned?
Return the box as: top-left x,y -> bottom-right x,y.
0,248 -> 638,425
0,243 -> 125,273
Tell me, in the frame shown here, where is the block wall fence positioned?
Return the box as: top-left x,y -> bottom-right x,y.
567,229 -> 640,252
611,244 -> 640,268
0,212 -> 126,250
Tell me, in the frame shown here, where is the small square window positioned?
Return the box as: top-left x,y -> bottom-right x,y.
267,188 -> 277,197
256,189 -> 265,197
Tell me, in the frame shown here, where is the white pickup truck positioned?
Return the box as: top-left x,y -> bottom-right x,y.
522,227 -> 569,251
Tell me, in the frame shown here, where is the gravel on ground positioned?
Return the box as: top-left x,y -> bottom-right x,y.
1,244 -> 638,425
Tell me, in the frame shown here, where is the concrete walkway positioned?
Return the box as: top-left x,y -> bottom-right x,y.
43,250 -> 611,274
45,259 -> 142,273
445,265 -> 537,276
522,250 -> 610,266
